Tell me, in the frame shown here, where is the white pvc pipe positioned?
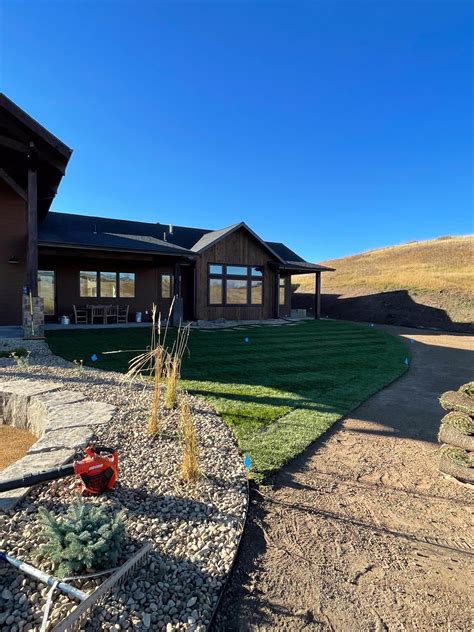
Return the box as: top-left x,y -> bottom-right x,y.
3,553 -> 88,602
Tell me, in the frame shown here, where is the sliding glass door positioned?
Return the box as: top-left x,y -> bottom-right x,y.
38,270 -> 56,316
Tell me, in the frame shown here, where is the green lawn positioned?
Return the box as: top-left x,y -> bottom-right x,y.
46,320 -> 408,481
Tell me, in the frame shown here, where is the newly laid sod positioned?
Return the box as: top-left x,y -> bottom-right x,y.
46,320 -> 408,480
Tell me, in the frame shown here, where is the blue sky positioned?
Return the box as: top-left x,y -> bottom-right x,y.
0,1 -> 472,261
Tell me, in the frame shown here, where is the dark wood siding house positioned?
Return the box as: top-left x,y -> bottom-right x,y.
0,94 -> 333,328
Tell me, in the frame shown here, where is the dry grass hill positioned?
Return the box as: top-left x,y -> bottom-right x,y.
293,235 -> 473,332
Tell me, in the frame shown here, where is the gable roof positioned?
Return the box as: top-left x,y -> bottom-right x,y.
190,222 -> 286,263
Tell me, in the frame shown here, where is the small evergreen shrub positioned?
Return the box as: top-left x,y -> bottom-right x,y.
37,496 -> 125,577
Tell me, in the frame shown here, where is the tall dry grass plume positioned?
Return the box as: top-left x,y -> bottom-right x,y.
180,400 -> 200,484
124,298 -> 190,434
165,322 -> 190,409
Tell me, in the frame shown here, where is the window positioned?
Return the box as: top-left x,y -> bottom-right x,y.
227,266 -> 248,276
80,271 -> 98,297
209,278 -> 223,305
226,279 -> 248,304
161,274 -> 172,299
100,272 -> 117,298
251,280 -> 263,305
279,277 -> 286,305
38,270 -> 55,315
119,272 -> 135,298
209,264 -> 223,274
80,271 -> 135,298
208,264 -> 264,306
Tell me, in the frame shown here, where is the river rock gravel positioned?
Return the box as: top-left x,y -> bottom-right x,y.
0,339 -> 248,631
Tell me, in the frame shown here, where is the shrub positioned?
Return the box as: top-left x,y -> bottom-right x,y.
36,496 -> 125,577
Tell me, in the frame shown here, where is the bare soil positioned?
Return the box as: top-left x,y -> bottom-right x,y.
0,426 -> 36,471
214,326 -> 473,631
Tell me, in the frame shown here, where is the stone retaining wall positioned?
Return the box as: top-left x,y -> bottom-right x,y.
0,379 -> 116,511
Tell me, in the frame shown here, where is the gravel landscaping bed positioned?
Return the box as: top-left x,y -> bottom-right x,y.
0,340 -> 248,631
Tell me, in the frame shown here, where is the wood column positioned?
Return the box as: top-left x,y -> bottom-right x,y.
314,271 -> 321,319
273,271 -> 280,319
27,155 -> 38,296
173,262 -> 181,297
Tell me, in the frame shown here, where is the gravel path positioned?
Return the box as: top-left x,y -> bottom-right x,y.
215,325 -> 473,631
0,340 -> 247,631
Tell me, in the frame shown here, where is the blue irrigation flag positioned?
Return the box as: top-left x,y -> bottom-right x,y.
409,338 -> 415,344
244,336 -> 249,344
244,453 -> 251,471
91,354 -> 98,362
404,357 -> 409,365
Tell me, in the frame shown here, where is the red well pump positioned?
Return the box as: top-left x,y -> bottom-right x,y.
0,445 -> 118,495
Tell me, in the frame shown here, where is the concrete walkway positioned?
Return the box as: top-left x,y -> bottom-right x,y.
214,326 -> 473,631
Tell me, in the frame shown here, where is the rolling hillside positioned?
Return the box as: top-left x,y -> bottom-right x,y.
293,236 -> 474,332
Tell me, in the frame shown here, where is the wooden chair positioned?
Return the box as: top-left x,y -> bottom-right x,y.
117,305 -> 129,324
104,305 -> 117,325
73,305 -> 88,324
90,305 -> 105,324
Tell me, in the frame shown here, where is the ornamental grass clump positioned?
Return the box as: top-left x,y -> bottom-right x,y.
36,496 -> 125,578
164,322 -> 190,410
180,400 -> 200,484
126,304 -> 167,435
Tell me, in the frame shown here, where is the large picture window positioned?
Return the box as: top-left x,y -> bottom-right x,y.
80,271 -> 98,297
208,264 -> 264,306
100,272 -> 117,298
119,272 -> 135,298
79,271 -> 134,298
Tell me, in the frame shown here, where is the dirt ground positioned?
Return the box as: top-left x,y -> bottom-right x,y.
0,426 -> 36,471
214,326 -> 473,631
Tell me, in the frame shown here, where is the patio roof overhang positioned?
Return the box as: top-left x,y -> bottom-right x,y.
0,93 -> 72,220
269,261 -> 335,274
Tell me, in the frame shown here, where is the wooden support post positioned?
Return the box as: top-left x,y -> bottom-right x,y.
314,271 -> 321,319
173,262 -> 181,297
273,271 -> 280,319
27,157 -> 38,296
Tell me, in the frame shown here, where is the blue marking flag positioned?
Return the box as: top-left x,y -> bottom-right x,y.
91,354 -> 98,362
404,357 -> 409,365
244,453 -> 251,471
244,336 -> 249,343
370,323 -> 374,327
409,339 -> 415,344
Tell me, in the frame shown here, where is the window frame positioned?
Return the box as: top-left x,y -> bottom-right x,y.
279,276 -> 286,306
207,263 -> 264,307
38,270 -> 56,316
118,272 -> 136,298
79,271 -> 135,299
79,270 -> 99,298
161,273 -> 173,299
